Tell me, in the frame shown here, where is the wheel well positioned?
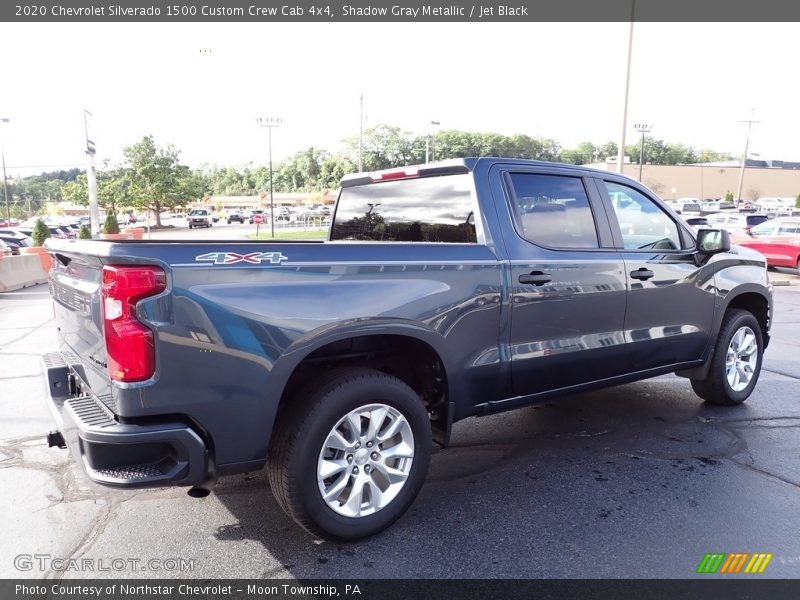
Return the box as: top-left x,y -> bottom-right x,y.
277,335 -> 450,437
727,292 -> 769,339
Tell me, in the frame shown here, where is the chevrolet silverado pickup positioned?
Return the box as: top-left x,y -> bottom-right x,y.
42,158 -> 772,540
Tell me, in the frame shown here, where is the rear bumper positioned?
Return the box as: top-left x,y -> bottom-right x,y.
41,352 -> 210,489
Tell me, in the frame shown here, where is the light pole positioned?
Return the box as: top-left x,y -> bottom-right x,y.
256,116 -> 282,238
616,0 -> 636,174
358,93 -> 364,172
735,109 -> 759,208
634,123 -> 651,182
425,120 -> 440,163
84,110 -> 100,235
0,117 -> 10,222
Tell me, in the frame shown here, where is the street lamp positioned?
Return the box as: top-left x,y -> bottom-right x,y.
634,123 -> 652,182
0,117 -> 10,222
425,120 -> 440,163
735,109 -> 759,208
256,116 -> 283,238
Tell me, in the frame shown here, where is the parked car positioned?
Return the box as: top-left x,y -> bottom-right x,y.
272,207 -> 290,222
0,232 -> 33,255
683,217 -> 710,232
43,158 -> 772,540
188,209 -> 213,229
756,197 -> 795,215
735,217 -> 800,271
48,226 -> 70,239
700,200 -> 736,213
1,227 -> 33,239
704,212 -> 770,237
227,210 -> 244,224
0,238 -> 12,257
673,198 -> 702,214
249,209 -> 265,224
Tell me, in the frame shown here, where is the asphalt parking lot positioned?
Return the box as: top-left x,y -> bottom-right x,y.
2,269 -> 799,580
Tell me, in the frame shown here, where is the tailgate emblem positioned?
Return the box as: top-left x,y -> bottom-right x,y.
195,251 -> 288,265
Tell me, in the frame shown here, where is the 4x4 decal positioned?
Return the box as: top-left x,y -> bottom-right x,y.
195,251 -> 288,265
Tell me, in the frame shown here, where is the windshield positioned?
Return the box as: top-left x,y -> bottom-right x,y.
190,210 -> 208,216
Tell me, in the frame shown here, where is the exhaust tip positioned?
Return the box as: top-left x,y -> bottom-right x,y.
46,430 -> 66,449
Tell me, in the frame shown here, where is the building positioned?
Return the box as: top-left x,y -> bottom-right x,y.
589,160 -> 800,201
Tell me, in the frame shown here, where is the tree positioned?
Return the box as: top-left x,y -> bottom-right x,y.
103,212 -> 120,234
795,193 -> 800,209
32,218 -> 50,247
123,136 -> 203,226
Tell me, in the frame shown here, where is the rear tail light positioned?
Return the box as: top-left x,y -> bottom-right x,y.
101,265 -> 166,382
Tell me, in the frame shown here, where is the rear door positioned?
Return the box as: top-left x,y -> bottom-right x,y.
596,177 -> 716,371
496,167 -> 628,396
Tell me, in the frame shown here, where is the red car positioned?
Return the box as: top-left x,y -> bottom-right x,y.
735,217 -> 800,271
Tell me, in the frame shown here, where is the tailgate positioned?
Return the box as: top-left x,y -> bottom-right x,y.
48,249 -> 114,408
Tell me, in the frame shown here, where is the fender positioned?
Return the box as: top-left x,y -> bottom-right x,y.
676,282 -> 772,380
260,317 -> 459,440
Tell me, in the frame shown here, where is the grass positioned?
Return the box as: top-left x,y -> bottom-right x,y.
246,229 -> 328,241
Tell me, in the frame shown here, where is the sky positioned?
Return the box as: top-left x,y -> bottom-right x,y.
1,21 -> 799,177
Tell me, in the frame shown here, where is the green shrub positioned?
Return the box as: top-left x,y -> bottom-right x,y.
724,191 -> 734,202
103,213 -> 120,234
796,193 -> 800,209
32,219 -> 51,247
78,224 -> 92,239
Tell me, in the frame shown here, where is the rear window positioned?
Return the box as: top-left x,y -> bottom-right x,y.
331,175 -> 477,243
746,215 -> 769,226
190,210 -> 208,216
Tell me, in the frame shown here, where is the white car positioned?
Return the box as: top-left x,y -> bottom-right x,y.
188,209 -> 213,229
704,212 -> 770,236
674,198 -> 702,214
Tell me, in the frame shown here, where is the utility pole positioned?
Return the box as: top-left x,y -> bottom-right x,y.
0,117 -> 10,222
256,117 -> 282,238
358,93 -> 364,172
634,123 -> 651,182
84,110 -> 100,235
735,109 -> 759,207
616,0 -> 636,174
425,120 -> 440,163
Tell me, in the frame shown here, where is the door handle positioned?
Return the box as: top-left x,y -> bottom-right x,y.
519,271 -> 552,285
630,268 -> 655,281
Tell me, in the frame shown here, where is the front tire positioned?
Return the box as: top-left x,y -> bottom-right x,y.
691,309 -> 763,406
268,368 -> 431,540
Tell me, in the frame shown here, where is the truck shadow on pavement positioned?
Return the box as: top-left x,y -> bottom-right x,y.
208,373 -> 800,578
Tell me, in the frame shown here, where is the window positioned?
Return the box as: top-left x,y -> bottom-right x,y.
604,181 -> 685,250
750,222 -> 778,236
330,174 -> 477,243
777,223 -> 799,235
507,173 -> 598,249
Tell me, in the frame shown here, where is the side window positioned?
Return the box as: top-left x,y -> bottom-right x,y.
603,181 -> 686,250
507,173 -> 599,249
778,224 -> 799,235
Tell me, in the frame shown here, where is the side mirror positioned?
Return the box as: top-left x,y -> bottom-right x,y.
696,228 -> 730,255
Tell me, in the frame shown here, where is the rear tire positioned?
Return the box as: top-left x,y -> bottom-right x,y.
268,368 -> 431,540
691,309 -> 763,406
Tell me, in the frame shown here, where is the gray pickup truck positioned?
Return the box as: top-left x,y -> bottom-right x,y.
42,158 -> 772,540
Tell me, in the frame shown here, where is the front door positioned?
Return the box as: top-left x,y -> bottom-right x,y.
596,178 -> 716,372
